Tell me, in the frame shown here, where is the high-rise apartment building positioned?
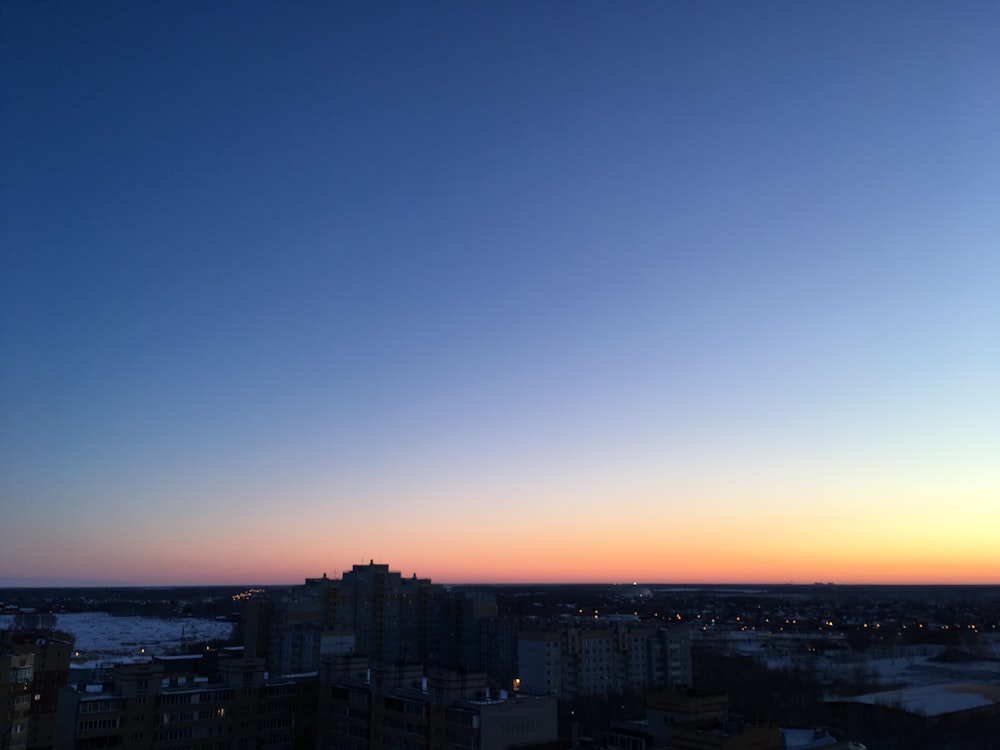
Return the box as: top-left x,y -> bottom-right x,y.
309,563 -> 438,666
1,648 -> 33,750
255,563 -> 502,679
0,632 -> 71,750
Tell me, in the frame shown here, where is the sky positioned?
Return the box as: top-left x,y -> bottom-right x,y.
2,1 -> 998,587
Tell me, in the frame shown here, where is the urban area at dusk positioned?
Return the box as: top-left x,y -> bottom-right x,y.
2,1 -> 999,748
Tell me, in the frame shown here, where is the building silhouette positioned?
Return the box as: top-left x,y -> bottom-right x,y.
252,563 -> 505,680
53,652 -> 317,749
0,631 -> 72,750
317,656 -> 558,750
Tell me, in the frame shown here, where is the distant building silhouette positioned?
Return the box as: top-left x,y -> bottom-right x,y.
249,562 -> 692,701
250,562 -> 508,680
306,563 -> 437,666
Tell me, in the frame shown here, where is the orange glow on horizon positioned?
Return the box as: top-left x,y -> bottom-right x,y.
16,483 -> 1000,587
73,544 -> 1000,587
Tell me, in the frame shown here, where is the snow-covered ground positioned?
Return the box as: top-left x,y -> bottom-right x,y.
816,644 -> 1000,690
0,612 -> 234,666
710,631 -> 1000,693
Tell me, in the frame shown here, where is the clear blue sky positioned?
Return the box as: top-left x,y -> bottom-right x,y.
2,1 -> 998,585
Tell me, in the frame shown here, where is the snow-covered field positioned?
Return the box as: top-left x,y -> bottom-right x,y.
0,612 -> 234,665
818,645 -> 1000,690
709,631 -> 1000,693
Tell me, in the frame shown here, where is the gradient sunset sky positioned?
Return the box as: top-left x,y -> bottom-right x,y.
2,2 -> 998,586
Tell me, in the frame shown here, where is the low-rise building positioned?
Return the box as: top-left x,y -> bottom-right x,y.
317,656 -> 558,750
54,654 -> 318,749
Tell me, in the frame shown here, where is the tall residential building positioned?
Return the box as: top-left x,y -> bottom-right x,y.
517,621 -> 691,699
0,632 -> 72,750
252,563 -> 437,676
435,591 -> 501,675
1,649 -> 33,750
308,563 -> 439,666
478,617 -> 518,690
254,562 -> 502,679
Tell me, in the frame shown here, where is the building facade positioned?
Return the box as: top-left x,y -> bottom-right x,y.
517,621 -> 692,699
54,654 -> 317,749
0,649 -> 33,750
0,632 -> 72,750
317,657 -> 558,750
254,563 -> 503,680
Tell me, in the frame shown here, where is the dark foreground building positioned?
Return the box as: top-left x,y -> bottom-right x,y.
250,563 -> 512,682
0,631 -> 72,750
318,655 -> 558,750
54,653 -> 317,749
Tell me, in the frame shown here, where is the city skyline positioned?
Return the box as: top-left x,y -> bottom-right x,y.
2,2 -> 998,587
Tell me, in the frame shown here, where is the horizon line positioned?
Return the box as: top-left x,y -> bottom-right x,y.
3,580 -> 1000,589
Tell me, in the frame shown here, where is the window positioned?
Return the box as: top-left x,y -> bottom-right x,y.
77,718 -> 121,731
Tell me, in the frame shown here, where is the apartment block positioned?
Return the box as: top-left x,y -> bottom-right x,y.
0,632 -> 72,750
317,657 -> 558,750
517,622 -> 691,699
54,653 -> 317,749
255,563 -> 503,679
1,649 -> 33,750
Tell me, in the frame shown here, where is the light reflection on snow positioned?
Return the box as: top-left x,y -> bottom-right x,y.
0,612 -> 234,664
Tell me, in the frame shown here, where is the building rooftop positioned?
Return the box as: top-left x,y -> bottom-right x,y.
781,728 -> 840,748
835,683 -> 1000,717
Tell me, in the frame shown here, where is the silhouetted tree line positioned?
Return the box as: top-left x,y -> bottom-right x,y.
7,612 -> 76,644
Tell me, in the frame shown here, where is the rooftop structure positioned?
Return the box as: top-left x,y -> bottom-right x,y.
833,683 -> 1000,719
